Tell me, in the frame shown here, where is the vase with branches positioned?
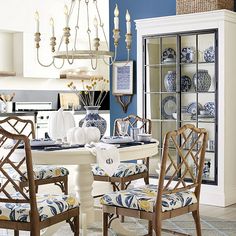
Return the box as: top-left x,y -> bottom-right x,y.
67,77 -> 109,137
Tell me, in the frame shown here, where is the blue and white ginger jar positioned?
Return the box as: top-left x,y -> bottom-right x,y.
193,70 -> 211,92
164,71 -> 192,92
79,106 -> 107,137
164,71 -> 176,92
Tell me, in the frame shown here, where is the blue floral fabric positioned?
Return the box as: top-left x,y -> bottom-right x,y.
100,185 -> 197,212
0,193 -> 79,222
3,165 -> 69,181
92,163 -> 147,177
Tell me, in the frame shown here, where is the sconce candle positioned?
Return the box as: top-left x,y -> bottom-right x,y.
35,11 -> 39,32
126,10 -> 131,34
50,17 -> 55,37
64,5 -> 69,27
114,4 -> 119,30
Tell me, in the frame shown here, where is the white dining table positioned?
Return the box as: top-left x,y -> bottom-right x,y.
29,141 -> 159,235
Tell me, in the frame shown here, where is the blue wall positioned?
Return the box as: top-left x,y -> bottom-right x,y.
109,0 -> 176,133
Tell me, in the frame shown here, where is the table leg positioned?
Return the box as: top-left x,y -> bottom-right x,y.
74,164 -> 94,235
73,165 -> 144,236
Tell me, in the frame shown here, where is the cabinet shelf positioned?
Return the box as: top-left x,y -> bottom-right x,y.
144,61 -> 215,68
144,91 -> 216,94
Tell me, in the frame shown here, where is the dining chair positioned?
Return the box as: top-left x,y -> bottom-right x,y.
0,122 -> 79,235
101,124 -> 208,236
92,114 -> 152,195
0,116 -> 69,194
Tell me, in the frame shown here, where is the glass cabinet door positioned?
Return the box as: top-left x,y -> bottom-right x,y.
143,30 -> 218,185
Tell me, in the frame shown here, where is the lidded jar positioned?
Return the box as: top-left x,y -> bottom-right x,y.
193,69 -> 211,92
164,71 -> 176,92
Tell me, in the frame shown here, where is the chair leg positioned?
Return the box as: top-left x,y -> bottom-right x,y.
148,220 -> 153,235
73,214 -> 80,235
192,210 -> 202,236
144,157 -> 150,185
154,218 -> 162,236
30,229 -> 40,236
64,176 -> 68,195
144,173 -> 149,185
120,181 -> 125,223
14,230 -> 19,236
103,212 -> 109,236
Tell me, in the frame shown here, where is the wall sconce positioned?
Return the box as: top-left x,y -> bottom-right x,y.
112,61 -> 133,113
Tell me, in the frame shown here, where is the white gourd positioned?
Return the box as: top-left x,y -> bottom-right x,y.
84,127 -> 101,143
66,127 -> 100,145
74,127 -> 86,145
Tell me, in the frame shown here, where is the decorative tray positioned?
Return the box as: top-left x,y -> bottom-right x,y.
101,136 -> 134,144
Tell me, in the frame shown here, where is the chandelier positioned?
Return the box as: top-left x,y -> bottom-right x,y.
34,0 -> 132,70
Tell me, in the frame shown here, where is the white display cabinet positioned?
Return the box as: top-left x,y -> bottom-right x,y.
136,10 -> 236,207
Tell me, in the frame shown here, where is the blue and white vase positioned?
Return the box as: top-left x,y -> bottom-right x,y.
164,71 -> 176,92
79,106 -> 107,137
193,70 -> 211,92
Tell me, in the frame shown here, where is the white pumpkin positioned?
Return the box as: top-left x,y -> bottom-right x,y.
84,127 -> 100,143
66,127 -> 84,145
49,108 -> 75,140
66,126 -> 100,145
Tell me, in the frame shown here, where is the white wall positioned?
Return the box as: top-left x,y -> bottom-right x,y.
0,32 -> 13,71
0,0 -> 110,90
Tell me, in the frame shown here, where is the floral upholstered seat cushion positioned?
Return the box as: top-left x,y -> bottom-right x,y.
0,193 -> 79,222
2,165 -> 69,182
100,185 -> 197,212
92,163 -> 147,177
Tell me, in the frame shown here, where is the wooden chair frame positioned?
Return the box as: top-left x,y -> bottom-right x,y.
103,124 -> 208,236
93,114 -> 152,194
0,124 -> 79,236
0,116 -> 68,194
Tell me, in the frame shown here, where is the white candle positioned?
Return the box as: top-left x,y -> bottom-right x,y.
94,17 -> 98,38
126,10 -> 131,34
35,11 -> 39,32
64,5 -> 69,27
50,17 -> 55,37
114,4 -> 119,30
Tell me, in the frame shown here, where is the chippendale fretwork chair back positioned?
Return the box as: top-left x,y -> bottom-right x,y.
0,126 -> 79,236
113,114 -> 152,136
102,124 -> 208,236
93,115 -> 152,202
0,116 -> 69,194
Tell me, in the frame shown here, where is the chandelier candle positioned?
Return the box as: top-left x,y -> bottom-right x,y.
64,5 -> 69,27
94,17 -> 98,38
50,18 -> 55,37
35,11 -> 39,32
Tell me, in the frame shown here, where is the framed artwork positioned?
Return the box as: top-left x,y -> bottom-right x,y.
112,61 -> 133,95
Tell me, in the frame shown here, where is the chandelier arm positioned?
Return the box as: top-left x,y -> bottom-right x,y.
93,0 -> 109,49
36,48 -> 54,67
73,0 -> 81,50
85,0 -> 95,61
102,46 -> 118,66
53,58 -> 65,69
90,57 -> 98,70
66,45 -> 75,64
